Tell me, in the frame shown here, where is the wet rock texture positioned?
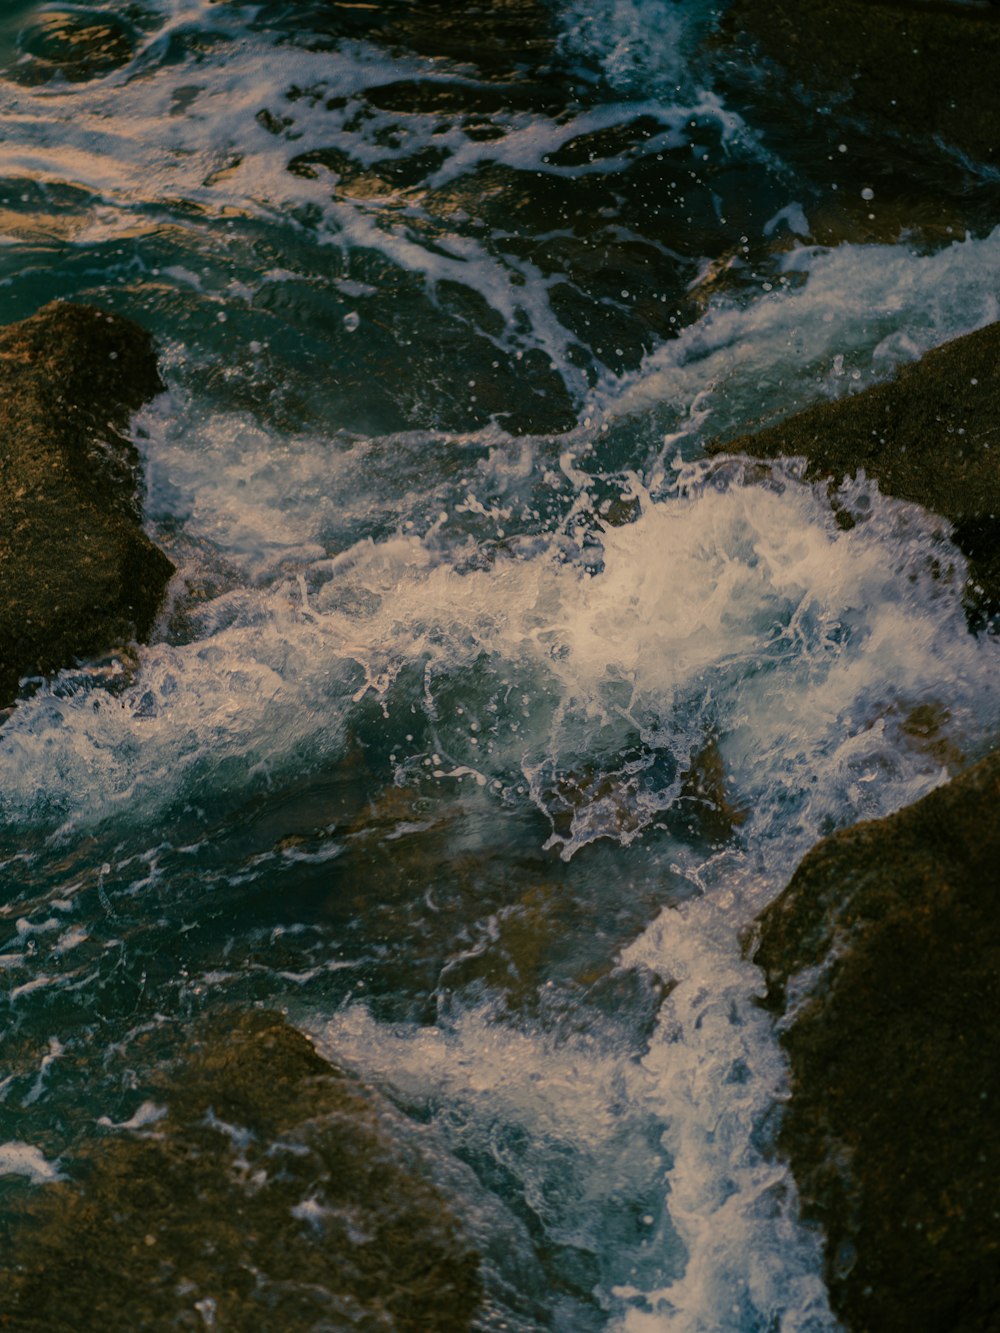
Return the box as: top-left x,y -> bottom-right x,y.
0,301 -> 174,705
753,749 -> 1000,1333
715,321 -> 1000,623
256,0 -> 555,77
3,1011 -> 482,1332
11,9 -> 136,85
723,0 -> 1000,167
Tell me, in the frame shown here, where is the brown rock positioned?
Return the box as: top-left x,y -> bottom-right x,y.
752,748 -> 1000,1333
3,1010 -> 483,1332
0,302 -> 174,705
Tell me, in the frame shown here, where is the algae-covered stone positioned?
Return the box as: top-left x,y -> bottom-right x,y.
4,1010 -> 482,1332
752,749 -> 1000,1333
0,301 -> 174,705
713,321 -> 1000,623
722,0 -> 1000,167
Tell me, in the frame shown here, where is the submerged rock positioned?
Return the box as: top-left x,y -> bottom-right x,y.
369,0 -> 556,80
0,301 -> 174,706
12,9 -> 136,84
722,0 -> 1000,168
713,321 -> 1000,624
4,1010 -> 482,1332
253,0 -> 556,79
752,749 -> 1000,1333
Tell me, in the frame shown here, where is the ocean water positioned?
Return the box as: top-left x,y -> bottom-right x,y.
1,2 -> 999,1329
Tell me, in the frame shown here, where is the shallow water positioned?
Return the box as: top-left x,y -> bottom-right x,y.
1,2 -> 999,1329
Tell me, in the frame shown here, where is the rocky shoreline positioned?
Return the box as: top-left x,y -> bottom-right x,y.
1,1 -> 999,1329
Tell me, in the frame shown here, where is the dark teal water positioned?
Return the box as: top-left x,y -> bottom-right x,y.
2,3 -> 1000,1328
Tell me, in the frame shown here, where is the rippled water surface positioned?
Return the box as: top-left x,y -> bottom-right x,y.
2,2 -> 1000,1329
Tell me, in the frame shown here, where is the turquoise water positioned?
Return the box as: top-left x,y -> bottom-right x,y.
2,3 -> 1000,1328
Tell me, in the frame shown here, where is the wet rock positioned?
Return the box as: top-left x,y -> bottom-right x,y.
712,321 -> 1000,624
677,736 -> 749,843
800,192 -> 972,251
752,748 -> 1000,1333
0,301 -> 174,706
3,1010 -> 482,1332
253,0 -> 556,80
374,0 -> 556,80
12,9 -> 135,84
253,68 -> 802,419
897,700 -> 966,773
712,1 -> 1000,250
721,0 -> 1000,168
195,764 -> 693,1029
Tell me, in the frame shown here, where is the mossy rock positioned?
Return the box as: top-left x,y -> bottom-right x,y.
3,1010 -> 482,1332
0,301 -> 174,705
752,748 -> 1000,1333
713,321 -> 1000,625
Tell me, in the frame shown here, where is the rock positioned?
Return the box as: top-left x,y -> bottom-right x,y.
751,748 -> 1000,1333
254,0 -> 556,80
677,735 -> 749,843
11,9 -> 135,84
3,1010 -> 482,1332
721,0 -> 1000,168
0,301 -> 174,706
711,321 -> 1000,624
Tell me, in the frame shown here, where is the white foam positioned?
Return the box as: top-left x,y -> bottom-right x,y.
557,0 -> 721,97
0,1141 -> 64,1184
311,880 -> 838,1333
21,1037 -> 64,1108
610,876 -> 837,1331
2,9 -> 999,1328
0,0 -> 767,391
311,1001 -> 680,1323
98,1100 -> 168,1131
2,457 -> 995,852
